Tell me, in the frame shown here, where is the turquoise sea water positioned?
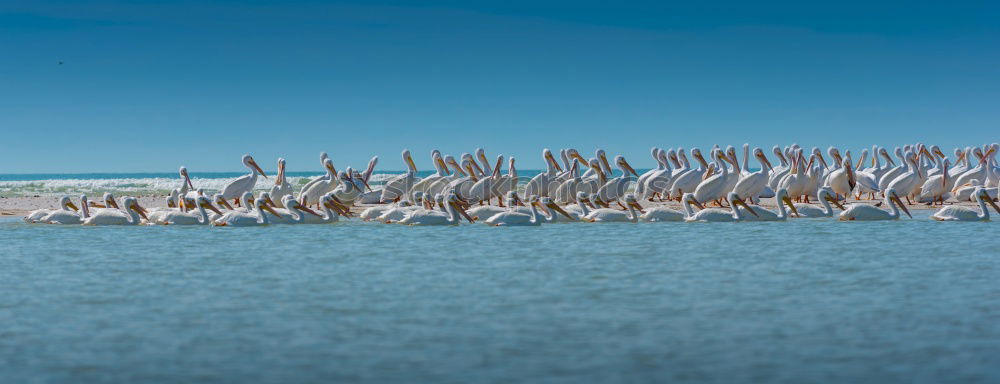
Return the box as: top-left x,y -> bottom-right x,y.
2,213 -> 998,383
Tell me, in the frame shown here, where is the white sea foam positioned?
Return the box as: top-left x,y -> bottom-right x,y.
0,174 -> 407,197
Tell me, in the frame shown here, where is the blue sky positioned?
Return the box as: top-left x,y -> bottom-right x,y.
2,1 -> 998,173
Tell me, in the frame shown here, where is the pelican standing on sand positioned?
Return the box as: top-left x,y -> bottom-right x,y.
381,149 -> 418,203
220,154 -> 267,207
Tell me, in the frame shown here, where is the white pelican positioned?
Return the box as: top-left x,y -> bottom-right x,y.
838,188 -> 912,221
213,198 -> 281,227
24,196 -> 79,223
381,149 -> 418,203
584,194 -> 641,223
682,192 -> 755,222
330,168 -> 368,206
595,155 -> 639,207
154,196 -> 223,225
640,150 -> 673,201
269,158 -> 293,207
398,193 -> 473,225
305,193 -> 349,223
426,155 -> 466,198
468,191 -> 531,220
793,188 -> 845,218
409,150 -> 448,200
953,147 -> 991,191
485,196 -> 544,226
827,158 -> 857,201
670,148 -> 710,200
299,152 -> 331,195
733,147 -> 773,203
177,166 -> 195,197
534,197 -> 579,223
886,153 -> 923,203
524,148 -> 563,198
375,192 -> 425,223
919,161 -> 951,204
259,196 -> 320,224
779,151 -> 812,202
878,148 -> 907,192
82,197 -> 149,226
469,155 -> 506,205
737,188 -> 797,221
41,195 -> 90,225
552,159 -> 582,205
220,154 -> 267,207
633,199 -> 685,222
693,149 -> 737,206
930,187 -> 1000,221
634,148 -> 662,198
298,158 -> 338,208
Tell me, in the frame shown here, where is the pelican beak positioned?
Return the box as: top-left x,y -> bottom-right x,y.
436,157 -> 450,174
847,166 -> 857,190
621,160 -> 639,177
90,203 -> 107,208
185,173 -> 194,189
629,201 -> 645,214
204,202 -> 223,215
735,198 -> 758,217
570,152 -> 589,166
782,196 -> 798,217
296,203 -> 323,217
247,158 -> 267,179
547,202 -> 575,220
406,154 -> 418,172
892,194 -> 912,218
825,195 -> 845,210
67,202 -> 80,211
265,196 -> 277,208
600,153 -> 612,174
451,201 -> 476,223
330,196 -> 352,217
260,203 -> 282,218
546,152 -> 563,172
759,154 -> 774,171
988,196 -> 1000,215
134,203 -> 149,221
689,198 -> 705,210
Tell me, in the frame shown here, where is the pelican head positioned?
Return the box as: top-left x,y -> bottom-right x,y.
122,197 -> 149,221
615,156 -> 638,177
542,148 -> 562,172
196,196 -> 223,216
59,196 -> 79,212
401,149 -> 416,172
596,149 -> 611,173
104,193 -> 120,209
727,192 -> 758,217
323,158 -> 337,176
241,192 -> 255,208
243,154 -> 268,179
567,148 -> 588,166
976,187 -> 1000,214
256,197 -> 282,218
819,188 -> 845,210
215,193 -> 233,210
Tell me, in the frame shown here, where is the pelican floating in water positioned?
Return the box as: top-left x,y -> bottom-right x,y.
682,192 -> 756,222
584,194 -> 641,222
930,187 -> 1000,221
154,196 -> 223,225
838,188 -> 912,221
792,188 -> 845,218
25,196 -> 79,223
398,194 -> 474,226
40,195 -> 89,224
213,198 -> 281,227
82,197 -> 149,226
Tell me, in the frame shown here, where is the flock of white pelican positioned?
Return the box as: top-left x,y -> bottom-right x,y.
22,143 -> 1000,226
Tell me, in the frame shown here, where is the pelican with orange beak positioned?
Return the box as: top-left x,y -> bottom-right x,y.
838,188 -> 912,221
381,149 -> 419,203
594,155 -> 639,208
82,197 -> 149,225
220,154 -> 268,207
213,197 -> 281,227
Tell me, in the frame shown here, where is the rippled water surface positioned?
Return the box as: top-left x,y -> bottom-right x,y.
2,213 -> 998,383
